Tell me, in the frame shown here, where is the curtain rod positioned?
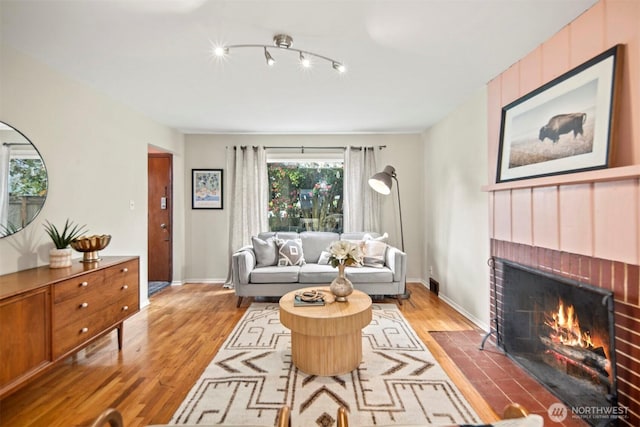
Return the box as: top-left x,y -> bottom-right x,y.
231,145 -> 386,151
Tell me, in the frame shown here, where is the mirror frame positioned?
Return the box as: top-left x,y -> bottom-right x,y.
0,121 -> 48,238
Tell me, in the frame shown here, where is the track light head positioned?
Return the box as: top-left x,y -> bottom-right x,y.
332,62 -> 346,73
299,52 -> 311,68
264,47 -> 275,66
213,46 -> 228,57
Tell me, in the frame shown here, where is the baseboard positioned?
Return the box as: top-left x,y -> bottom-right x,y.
184,278 -> 227,284
414,279 -> 489,332
438,294 -> 489,332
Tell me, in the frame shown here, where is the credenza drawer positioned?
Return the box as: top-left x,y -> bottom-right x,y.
53,271 -> 138,330
52,292 -> 138,358
53,270 -> 104,304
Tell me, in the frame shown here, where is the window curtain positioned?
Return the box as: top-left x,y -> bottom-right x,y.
343,146 -> 381,232
0,144 -> 10,231
225,145 -> 268,285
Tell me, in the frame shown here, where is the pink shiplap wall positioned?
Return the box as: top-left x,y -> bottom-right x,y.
487,0 -> 640,266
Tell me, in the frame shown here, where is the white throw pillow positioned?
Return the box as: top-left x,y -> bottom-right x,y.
361,240 -> 387,268
317,250 -> 331,265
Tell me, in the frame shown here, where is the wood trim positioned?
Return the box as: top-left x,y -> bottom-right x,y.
482,164 -> 640,192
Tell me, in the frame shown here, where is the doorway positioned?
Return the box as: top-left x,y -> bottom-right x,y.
148,152 -> 173,296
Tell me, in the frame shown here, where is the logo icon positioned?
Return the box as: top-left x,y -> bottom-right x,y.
548,403 -> 568,422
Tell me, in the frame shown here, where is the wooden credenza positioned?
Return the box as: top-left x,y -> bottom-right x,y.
0,256 -> 139,398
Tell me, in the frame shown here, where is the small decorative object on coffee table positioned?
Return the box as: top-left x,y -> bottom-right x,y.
328,240 -> 362,302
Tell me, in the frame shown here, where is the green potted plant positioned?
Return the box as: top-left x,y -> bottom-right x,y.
43,219 -> 88,268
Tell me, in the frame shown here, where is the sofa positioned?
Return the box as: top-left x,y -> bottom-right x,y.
231,231 -> 407,307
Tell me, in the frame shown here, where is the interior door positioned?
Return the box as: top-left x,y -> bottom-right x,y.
148,153 -> 172,282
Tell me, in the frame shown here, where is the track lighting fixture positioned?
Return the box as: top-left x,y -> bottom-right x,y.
213,34 -> 346,73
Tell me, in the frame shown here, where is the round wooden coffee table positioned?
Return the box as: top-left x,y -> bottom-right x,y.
279,287 -> 372,376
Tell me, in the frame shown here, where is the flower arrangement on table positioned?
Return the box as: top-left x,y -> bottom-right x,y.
328,240 -> 363,267
327,241 -> 362,302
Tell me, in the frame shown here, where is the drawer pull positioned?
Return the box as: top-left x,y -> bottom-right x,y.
122,305 -> 129,311
80,281 -> 88,287
122,267 -> 129,273
122,285 -> 129,290
80,302 -> 89,308
81,327 -> 89,334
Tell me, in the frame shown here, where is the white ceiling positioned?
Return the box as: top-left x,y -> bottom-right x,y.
1,0 -> 598,134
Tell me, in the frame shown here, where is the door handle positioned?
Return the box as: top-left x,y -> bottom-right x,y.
160,223 -> 167,229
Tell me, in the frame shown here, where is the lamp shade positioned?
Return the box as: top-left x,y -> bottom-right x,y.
368,165 -> 396,195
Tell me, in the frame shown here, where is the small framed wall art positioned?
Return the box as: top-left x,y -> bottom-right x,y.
192,169 -> 223,209
496,44 -> 623,183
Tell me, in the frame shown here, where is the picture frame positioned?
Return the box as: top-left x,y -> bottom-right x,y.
192,169 -> 223,209
496,44 -> 623,183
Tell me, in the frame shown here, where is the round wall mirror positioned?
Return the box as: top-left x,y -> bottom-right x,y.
0,121 -> 48,238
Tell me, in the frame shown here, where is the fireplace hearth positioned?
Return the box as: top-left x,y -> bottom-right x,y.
499,260 -> 618,426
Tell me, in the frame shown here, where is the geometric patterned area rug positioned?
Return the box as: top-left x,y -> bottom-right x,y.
171,303 -> 481,427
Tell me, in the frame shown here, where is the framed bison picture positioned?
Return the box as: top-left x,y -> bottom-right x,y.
496,44 -> 623,183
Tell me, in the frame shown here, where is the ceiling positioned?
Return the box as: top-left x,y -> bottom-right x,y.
1,0 -> 598,134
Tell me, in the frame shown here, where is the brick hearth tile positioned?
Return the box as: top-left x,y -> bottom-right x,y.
493,378 -> 529,395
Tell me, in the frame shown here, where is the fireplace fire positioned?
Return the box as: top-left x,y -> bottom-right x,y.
542,299 -> 611,384
499,260 -> 618,426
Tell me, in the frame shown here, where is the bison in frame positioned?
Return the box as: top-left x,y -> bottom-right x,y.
538,113 -> 587,143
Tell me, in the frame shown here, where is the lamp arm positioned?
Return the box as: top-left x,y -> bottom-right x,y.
392,175 -> 404,252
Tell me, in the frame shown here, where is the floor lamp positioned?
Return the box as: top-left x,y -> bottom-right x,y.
368,165 -> 410,300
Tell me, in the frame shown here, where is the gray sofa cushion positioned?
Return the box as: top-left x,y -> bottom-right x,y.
298,264 -> 339,283
251,236 -> 278,267
300,231 -> 339,263
345,266 -> 393,283
251,266 -> 300,283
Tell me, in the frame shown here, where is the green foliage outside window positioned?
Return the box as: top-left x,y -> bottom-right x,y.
268,162 -> 343,232
9,158 -> 48,196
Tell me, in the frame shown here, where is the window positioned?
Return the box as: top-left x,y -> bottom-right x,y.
267,151 -> 343,233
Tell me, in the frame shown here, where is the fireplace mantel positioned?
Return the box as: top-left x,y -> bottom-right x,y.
481,164 -> 640,192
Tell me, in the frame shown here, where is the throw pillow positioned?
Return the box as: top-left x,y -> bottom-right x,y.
361,240 -> 387,268
317,250 -> 331,265
276,238 -> 306,266
363,232 -> 389,242
251,236 -> 278,267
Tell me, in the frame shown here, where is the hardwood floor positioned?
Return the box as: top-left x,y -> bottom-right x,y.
0,283 -> 496,427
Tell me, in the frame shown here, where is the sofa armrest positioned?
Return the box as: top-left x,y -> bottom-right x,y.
232,246 -> 256,285
385,246 -> 407,283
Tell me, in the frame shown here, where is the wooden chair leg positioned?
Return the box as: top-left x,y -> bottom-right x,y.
236,296 -> 243,307
90,408 -> 124,427
503,403 -> 529,419
276,405 -> 291,427
337,406 -> 349,427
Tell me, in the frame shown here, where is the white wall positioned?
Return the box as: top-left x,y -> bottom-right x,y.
0,45 -> 185,306
422,87 -> 490,329
184,133 -> 424,283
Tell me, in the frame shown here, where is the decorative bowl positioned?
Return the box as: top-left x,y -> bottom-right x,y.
70,234 -> 111,263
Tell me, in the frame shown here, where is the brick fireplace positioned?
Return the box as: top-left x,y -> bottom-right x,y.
490,239 -> 640,426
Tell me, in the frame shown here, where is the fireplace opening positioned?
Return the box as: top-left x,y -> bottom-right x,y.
499,260 -> 618,426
